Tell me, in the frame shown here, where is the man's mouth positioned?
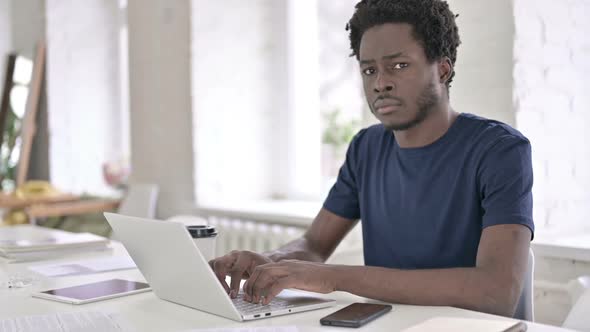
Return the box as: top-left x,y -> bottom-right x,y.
375,104 -> 401,115
374,98 -> 403,115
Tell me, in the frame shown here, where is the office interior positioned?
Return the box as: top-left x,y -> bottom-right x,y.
0,0 -> 588,331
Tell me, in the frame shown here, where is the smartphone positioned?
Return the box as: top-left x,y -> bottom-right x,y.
320,302 -> 392,328
32,279 -> 151,304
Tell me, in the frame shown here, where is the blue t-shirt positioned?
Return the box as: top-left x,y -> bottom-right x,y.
323,113 -> 534,269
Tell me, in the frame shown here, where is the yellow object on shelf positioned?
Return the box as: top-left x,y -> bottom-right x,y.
1,181 -> 62,225
2,210 -> 29,225
14,181 -> 59,200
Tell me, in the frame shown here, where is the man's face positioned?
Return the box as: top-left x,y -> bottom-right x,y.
359,23 -> 445,131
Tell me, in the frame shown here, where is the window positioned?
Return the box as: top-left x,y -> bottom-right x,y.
45,0 -> 130,196
192,0 -> 366,205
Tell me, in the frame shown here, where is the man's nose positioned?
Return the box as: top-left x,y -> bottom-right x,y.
373,73 -> 395,93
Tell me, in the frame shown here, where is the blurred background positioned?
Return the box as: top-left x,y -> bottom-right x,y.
0,0 -> 588,327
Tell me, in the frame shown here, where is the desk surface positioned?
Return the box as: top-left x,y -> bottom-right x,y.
0,243 -> 575,332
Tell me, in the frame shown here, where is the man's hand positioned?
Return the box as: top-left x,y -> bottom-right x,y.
242,260 -> 337,305
208,250 -> 273,298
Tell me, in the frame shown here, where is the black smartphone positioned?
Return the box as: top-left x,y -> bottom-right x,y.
320,302 -> 392,328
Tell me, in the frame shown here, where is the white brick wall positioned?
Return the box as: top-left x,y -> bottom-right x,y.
514,0 -> 590,325
447,0 -> 516,126
46,0 -> 124,196
513,0 -> 590,233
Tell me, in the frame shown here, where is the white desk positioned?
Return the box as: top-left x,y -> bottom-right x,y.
0,243 -> 576,332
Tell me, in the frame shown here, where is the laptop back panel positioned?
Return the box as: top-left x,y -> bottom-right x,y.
104,213 -> 242,321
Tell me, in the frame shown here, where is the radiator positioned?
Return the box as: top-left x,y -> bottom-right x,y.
207,216 -> 306,255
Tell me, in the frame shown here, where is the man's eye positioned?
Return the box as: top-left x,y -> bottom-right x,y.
362,67 -> 376,75
392,63 -> 408,69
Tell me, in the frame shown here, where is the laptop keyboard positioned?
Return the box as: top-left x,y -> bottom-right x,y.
232,294 -> 292,315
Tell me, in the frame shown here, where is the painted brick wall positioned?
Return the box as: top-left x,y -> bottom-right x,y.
448,0 -> 516,126
513,0 -> 590,325
45,0 -> 123,196
513,0 -> 590,234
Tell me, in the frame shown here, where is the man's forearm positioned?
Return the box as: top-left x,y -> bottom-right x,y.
330,264 -> 519,317
262,208 -> 356,264
264,236 -> 326,263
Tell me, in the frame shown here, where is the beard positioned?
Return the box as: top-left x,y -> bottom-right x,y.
374,82 -> 439,131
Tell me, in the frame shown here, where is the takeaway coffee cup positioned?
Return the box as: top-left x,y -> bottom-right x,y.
187,225 -> 217,261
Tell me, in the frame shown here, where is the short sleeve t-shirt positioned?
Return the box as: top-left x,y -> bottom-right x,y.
323,113 -> 534,269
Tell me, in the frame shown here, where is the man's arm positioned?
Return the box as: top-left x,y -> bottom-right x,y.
265,208 -> 358,263
245,224 -> 531,318
330,224 -> 530,316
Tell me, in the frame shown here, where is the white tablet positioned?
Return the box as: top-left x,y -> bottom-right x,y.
32,278 -> 151,304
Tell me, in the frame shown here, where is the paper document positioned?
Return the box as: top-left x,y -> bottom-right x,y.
401,317 -> 526,332
28,256 -> 137,277
183,327 -> 298,332
0,311 -> 134,332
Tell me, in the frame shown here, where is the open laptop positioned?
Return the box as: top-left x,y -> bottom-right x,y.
104,213 -> 335,322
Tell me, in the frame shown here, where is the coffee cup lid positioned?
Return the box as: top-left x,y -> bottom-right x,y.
187,225 -> 217,238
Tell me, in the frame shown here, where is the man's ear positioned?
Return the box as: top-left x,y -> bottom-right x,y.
438,57 -> 453,84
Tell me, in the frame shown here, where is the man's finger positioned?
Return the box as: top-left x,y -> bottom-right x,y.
229,270 -> 243,298
262,276 -> 293,305
212,258 -> 232,293
229,255 -> 251,298
244,264 -> 265,301
251,271 -> 277,304
245,263 -> 290,302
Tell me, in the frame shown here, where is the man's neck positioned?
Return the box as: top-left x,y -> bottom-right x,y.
393,105 -> 458,149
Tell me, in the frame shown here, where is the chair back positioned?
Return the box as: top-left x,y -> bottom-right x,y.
514,248 -> 535,321
562,276 -> 590,331
117,184 -> 159,219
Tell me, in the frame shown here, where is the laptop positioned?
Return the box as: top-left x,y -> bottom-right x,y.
104,213 -> 335,321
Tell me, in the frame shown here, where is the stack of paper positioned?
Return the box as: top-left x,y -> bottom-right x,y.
0,225 -> 110,263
